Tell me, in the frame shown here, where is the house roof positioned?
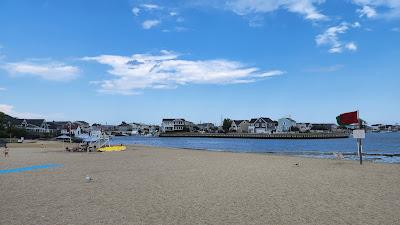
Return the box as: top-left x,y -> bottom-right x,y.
280,118 -> 296,123
249,118 -> 257,123
233,120 -> 248,125
47,122 -> 58,130
162,118 -> 186,122
25,119 -> 46,127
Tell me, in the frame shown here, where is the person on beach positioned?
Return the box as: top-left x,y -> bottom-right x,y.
3,145 -> 9,157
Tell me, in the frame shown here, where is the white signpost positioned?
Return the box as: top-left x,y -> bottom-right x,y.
353,129 -> 365,164
353,129 -> 365,139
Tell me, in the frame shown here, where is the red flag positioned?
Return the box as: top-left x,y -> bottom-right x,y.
336,111 -> 359,125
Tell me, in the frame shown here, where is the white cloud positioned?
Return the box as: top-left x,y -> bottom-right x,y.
132,7 -> 140,16
254,70 -> 286,77
305,64 -> 344,73
82,50 -> 283,95
352,0 -> 400,19
141,4 -> 161,10
0,87 -> 6,91
142,20 -> 161,29
226,0 -> 327,21
0,104 -> 66,119
345,42 -> 358,51
0,104 -> 43,119
392,27 -> 400,32
316,22 -> 360,53
357,5 -> 377,18
1,60 -> 79,81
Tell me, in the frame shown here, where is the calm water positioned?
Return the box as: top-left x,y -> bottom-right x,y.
110,132 -> 400,163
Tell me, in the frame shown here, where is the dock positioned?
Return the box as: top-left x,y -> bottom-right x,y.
159,132 -> 350,139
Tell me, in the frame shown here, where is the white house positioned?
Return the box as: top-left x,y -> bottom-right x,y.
230,120 -> 249,133
61,123 -> 82,136
17,119 -> 50,133
277,118 -> 297,133
296,123 -> 312,132
161,119 -> 192,132
248,117 -> 276,134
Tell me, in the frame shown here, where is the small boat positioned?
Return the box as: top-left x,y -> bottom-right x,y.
97,145 -> 127,152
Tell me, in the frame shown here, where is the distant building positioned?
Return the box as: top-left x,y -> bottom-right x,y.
61,123 -> 82,136
296,123 -> 312,133
230,120 -> 249,133
16,119 -> 50,133
277,118 -> 297,133
161,119 -> 193,132
310,123 -> 337,132
197,123 -> 217,133
248,117 -> 275,134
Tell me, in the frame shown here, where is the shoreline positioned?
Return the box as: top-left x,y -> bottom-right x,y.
122,143 -> 400,164
159,132 -> 350,139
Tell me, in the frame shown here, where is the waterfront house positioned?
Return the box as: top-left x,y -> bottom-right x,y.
230,120 -> 249,133
197,123 -> 217,133
277,118 -> 297,133
74,121 -> 90,132
248,117 -> 275,134
310,123 -> 337,132
161,118 -> 192,132
61,123 -> 82,136
296,123 -> 312,132
17,119 -> 50,133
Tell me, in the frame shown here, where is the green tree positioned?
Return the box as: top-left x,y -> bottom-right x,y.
0,112 -> 5,130
222,118 -> 232,133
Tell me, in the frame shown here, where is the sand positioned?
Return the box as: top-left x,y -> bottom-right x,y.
0,141 -> 399,225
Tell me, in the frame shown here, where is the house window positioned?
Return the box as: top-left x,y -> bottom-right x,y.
262,123 -> 266,128
256,124 -> 259,127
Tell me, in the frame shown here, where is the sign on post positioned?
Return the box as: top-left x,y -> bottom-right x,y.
352,129 -> 365,139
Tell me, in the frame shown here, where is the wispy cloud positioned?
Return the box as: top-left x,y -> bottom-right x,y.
132,3 -> 185,31
82,50 -> 283,95
142,20 -> 161,29
0,104 -> 42,119
357,5 -> 377,18
352,0 -> 400,19
305,64 -> 344,73
226,0 -> 327,21
1,60 -> 80,81
315,22 -> 360,53
141,4 -> 161,10
0,87 -> 6,91
132,7 -> 140,16
392,27 -> 400,32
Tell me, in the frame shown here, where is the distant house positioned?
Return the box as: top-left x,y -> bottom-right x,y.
74,121 -> 90,132
47,121 -> 71,134
197,123 -> 217,133
61,123 -> 82,136
230,120 -> 249,133
310,123 -> 337,132
117,122 -> 132,132
17,119 -> 50,133
161,119 -> 193,132
248,117 -> 275,134
277,118 -> 297,133
296,123 -> 312,132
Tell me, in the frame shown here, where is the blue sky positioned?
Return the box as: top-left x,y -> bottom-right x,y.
0,0 -> 399,125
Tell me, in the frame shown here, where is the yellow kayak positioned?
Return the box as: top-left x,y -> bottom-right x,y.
98,145 -> 127,152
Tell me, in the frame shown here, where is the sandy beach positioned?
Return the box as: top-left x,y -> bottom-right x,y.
1,141 -> 399,225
